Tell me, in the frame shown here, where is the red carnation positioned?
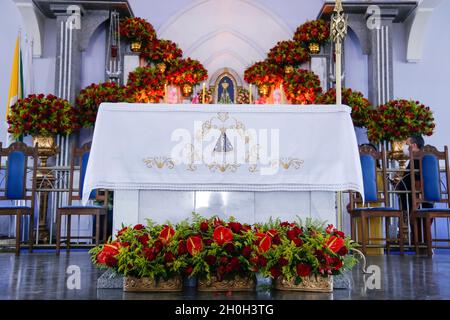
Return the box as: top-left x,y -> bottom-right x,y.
133,224 -> 145,230
270,266 -> 282,279
278,257 -> 289,267
200,221 -> 209,233
228,222 -> 243,234
258,255 -> 268,267
164,252 -> 175,263
224,243 -> 235,254
337,246 -> 349,256
241,245 -> 252,258
178,240 -> 188,255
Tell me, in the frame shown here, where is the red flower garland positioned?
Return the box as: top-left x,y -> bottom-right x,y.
282,69 -> 322,104
244,60 -> 283,87
268,40 -> 310,67
293,19 -> 330,45
119,17 -> 156,44
140,38 -> 183,64
166,58 -> 208,86
367,99 -> 435,142
7,93 -> 77,138
75,82 -> 128,128
125,66 -> 166,103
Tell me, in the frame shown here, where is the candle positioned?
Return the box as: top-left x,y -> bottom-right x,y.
164,83 -> 168,103
249,84 -> 252,104
202,82 -> 206,104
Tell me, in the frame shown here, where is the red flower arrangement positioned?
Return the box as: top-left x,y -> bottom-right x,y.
244,60 -> 283,87
268,40 -> 310,67
255,219 -> 357,281
236,87 -> 250,104
187,215 -> 257,281
119,17 -> 156,44
316,88 -> 373,127
75,82 -> 128,128
125,66 -> 166,103
166,58 -> 208,86
140,38 -> 183,65
293,19 -> 330,45
367,99 -> 435,142
7,93 -> 77,138
282,69 -> 322,104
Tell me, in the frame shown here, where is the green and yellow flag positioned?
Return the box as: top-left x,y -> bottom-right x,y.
6,36 -> 24,121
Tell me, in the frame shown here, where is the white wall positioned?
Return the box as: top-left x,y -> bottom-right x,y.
392,0 -> 450,150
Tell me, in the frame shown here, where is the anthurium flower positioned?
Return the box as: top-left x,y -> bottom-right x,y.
213,226 -> 233,246
266,229 -> 278,238
326,236 -> 345,253
256,232 -> 272,253
158,225 -> 175,244
187,235 -> 203,255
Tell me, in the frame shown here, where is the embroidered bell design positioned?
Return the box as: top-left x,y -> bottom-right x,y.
214,129 -> 233,153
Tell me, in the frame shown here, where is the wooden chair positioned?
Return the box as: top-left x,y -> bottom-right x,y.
0,141 -> 38,255
56,143 -> 108,255
349,144 -> 404,255
410,145 -> 450,256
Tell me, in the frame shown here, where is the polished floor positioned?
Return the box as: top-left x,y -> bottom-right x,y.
0,250 -> 449,300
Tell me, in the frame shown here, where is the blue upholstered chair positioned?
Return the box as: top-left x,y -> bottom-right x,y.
55,143 -> 108,255
409,145 -> 450,256
0,141 -> 38,255
349,145 -> 404,255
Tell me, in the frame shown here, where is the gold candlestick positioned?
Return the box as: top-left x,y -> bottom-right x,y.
202,82 -> 206,104
331,0 -> 347,230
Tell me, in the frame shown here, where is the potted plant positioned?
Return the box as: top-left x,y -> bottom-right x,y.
282,69 -> 322,104
75,82 -> 128,128
7,93 -> 76,157
125,66 -> 166,103
166,58 -> 208,98
186,214 -> 258,291
267,40 -> 310,73
140,38 -> 183,71
254,219 -> 357,292
119,17 -> 156,52
90,222 -> 188,292
244,60 -> 283,98
293,19 -> 330,54
316,88 -> 373,128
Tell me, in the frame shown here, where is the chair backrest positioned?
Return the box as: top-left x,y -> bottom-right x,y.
68,143 -> 104,204
350,144 -> 389,208
0,141 -> 38,202
410,145 -> 450,209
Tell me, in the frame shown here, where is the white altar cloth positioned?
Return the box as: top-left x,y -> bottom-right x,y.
82,103 -> 363,230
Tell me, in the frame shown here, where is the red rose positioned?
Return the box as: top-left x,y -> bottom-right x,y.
296,263 -> 312,277
224,243 -> 235,254
326,236 -> 345,253
213,226 -> 233,246
228,222 -> 243,234
133,224 -> 145,230
331,257 -> 343,270
187,235 -> 203,255
219,256 -> 229,265
203,239 -> 213,247
154,240 -> 163,254
138,234 -> 149,246
293,238 -> 303,247
213,217 -> 223,227
143,247 -> 156,261
200,221 -> 209,233
205,255 -> 217,266
278,257 -> 289,267
241,245 -> 252,258
337,246 -> 348,256
184,266 -> 193,276
178,240 -> 188,255
287,230 -> 298,241
272,234 -> 281,245
158,225 -> 175,244
270,266 -> 281,279
258,256 -> 268,267
230,257 -> 240,271
164,252 -> 175,263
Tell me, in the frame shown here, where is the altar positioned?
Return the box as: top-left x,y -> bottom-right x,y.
82,103 -> 364,233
